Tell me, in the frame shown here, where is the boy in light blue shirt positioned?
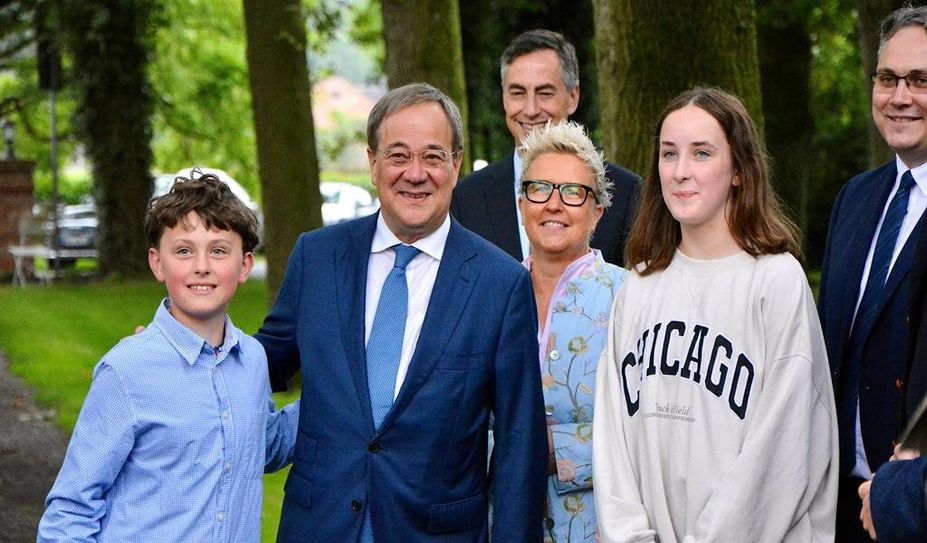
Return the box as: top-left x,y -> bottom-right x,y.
38,172 -> 299,542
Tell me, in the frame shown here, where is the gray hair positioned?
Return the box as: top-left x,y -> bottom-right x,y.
500,29 -> 579,92
878,5 -> 927,57
519,121 -> 612,208
366,83 -> 464,153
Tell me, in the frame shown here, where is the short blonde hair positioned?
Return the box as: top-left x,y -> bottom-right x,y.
519,121 -> 612,208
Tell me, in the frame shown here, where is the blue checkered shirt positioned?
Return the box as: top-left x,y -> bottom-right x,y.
38,300 -> 299,542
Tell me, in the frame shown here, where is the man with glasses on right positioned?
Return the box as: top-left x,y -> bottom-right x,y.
819,5 -> 927,541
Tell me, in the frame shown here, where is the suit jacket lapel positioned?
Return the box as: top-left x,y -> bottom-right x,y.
485,153 -> 523,260
837,164 -> 898,342
878,207 -> 927,319
336,214 -> 377,430
849,166 -> 927,346
378,220 -> 480,433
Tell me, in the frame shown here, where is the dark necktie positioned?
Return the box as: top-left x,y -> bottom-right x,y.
838,170 -> 916,473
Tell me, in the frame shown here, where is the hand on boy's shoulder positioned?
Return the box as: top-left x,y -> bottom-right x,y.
117,325 -> 145,343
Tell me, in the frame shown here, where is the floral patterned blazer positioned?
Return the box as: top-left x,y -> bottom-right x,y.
525,249 -> 626,542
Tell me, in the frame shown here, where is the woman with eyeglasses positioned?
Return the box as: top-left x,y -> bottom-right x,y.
516,121 -> 627,542
592,87 -> 838,542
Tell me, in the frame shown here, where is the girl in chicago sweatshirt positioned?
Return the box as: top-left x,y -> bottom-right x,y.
593,87 -> 838,543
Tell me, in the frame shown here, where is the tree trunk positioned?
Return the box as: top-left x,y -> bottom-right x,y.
758,0 -> 813,251
242,0 -> 321,304
856,0 -> 909,168
63,0 -> 155,278
593,0 -> 764,177
381,0 -> 469,172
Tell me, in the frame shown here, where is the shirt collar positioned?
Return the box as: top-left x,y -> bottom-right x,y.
896,156 -> 927,197
371,212 -> 450,262
523,248 -> 599,278
513,149 -> 524,188
153,298 -> 241,366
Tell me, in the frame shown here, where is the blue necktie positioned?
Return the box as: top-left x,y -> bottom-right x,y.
361,244 -> 419,543
366,244 -> 419,428
838,170 -> 915,473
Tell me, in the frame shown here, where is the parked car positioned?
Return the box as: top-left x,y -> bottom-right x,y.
49,202 -> 98,251
321,181 -> 378,225
44,200 -> 99,267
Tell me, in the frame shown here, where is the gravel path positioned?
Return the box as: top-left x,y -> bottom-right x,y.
0,352 -> 68,543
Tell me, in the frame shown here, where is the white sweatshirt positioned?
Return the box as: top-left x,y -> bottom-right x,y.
593,250 -> 838,543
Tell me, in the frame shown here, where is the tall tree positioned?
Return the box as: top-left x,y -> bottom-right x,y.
62,0 -> 155,277
856,0 -> 910,168
593,0 -> 763,177
758,0 -> 814,249
243,0 -> 321,303
380,0 -> 469,170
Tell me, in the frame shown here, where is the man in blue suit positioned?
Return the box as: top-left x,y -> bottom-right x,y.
256,83 -> 547,542
819,5 -> 927,541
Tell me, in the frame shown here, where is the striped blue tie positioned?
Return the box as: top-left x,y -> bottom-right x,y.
854,170 -> 916,335
838,170 -> 915,473
361,244 -> 419,543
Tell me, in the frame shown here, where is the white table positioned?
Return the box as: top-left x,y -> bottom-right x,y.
8,245 -> 98,286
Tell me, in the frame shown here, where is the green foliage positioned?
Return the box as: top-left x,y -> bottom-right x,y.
32,167 -> 93,204
805,0 -> 870,263
0,278 -> 295,541
317,110 -> 365,168
347,0 -> 384,79
0,1 -> 80,201
304,0 -> 342,55
149,0 -> 259,199
148,0 -> 372,204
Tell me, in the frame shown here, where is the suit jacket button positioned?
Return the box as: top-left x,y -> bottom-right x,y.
896,379 -> 905,391
369,442 -> 381,453
351,500 -> 362,512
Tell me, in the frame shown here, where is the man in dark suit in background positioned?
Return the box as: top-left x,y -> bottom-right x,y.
451,29 -> 640,266
818,5 -> 927,541
257,83 -> 546,542
857,221 -> 927,542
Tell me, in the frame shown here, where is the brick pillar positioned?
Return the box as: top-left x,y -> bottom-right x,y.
0,160 -> 36,273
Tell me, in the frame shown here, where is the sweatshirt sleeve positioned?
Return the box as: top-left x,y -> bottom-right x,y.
593,285 -> 658,543
685,263 -> 838,543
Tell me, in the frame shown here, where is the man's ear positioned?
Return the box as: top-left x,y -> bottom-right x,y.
568,84 -> 580,116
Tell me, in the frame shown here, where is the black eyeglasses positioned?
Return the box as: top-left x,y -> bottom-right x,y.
521,180 -> 598,206
871,71 -> 927,95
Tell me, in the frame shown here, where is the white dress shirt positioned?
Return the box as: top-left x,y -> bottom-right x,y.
364,213 -> 449,399
513,151 -> 530,260
851,156 -> 927,478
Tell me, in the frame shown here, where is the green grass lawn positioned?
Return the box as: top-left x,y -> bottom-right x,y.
0,278 -> 297,542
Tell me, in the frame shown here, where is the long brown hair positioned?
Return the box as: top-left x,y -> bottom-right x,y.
625,87 -> 801,275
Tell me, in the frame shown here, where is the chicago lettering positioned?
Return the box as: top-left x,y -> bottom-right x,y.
620,320 -> 755,420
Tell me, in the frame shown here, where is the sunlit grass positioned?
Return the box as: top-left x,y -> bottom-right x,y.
0,277 -> 295,542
